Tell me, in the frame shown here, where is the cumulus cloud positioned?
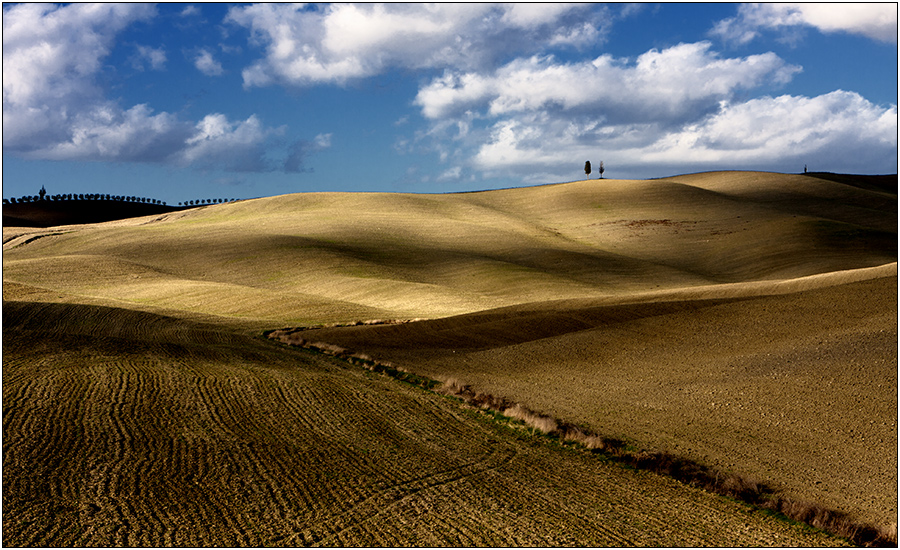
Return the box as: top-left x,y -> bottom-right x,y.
468,91 -> 897,180
648,91 -> 898,168
3,3 -> 158,153
415,42 -> 800,122
132,45 -> 167,71
226,3 -> 604,88
711,3 -> 898,45
194,48 -> 224,76
179,114 -> 281,172
409,34 -> 896,182
2,3 -> 288,172
284,132 -> 333,173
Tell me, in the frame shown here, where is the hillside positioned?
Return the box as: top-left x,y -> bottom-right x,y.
3,171 -> 897,545
2,199 -> 183,228
295,270 -> 898,529
3,171 -> 895,326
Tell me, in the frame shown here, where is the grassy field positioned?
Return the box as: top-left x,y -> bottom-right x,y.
3,171 -> 896,546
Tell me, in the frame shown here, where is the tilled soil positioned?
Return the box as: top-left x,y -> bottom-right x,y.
303,275 -> 898,531
3,300 -> 849,547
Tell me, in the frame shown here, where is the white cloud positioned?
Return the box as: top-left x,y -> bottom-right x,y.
649,91 -> 898,167
179,114 -> 281,172
468,91 -> 898,180
226,3 -> 604,88
313,133 -> 332,149
194,49 -> 224,76
416,42 -> 800,122
133,45 -> 166,71
2,4 -> 155,109
712,3 -> 897,45
180,5 -> 200,18
437,165 -> 463,181
2,3 -> 287,172
2,3 -> 158,152
19,104 -> 190,163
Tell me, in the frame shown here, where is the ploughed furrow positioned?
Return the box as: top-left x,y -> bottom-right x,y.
312,445 -> 518,546
4,300 -> 849,547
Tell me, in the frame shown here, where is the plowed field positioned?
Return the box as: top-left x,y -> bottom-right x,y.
3,301 -> 847,547
3,171 -> 895,546
302,270 -> 898,531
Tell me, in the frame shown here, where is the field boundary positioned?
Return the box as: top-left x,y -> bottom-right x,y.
265,329 -> 897,548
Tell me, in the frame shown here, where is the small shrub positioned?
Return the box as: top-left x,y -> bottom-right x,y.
439,378 -> 467,396
502,403 -> 558,434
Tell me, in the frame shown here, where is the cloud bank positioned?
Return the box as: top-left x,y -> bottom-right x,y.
415,42 -> 800,122
2,3 -> 284,172
411,38 -> 896,181
711,3 -> 898,45
226,3 -> 604,87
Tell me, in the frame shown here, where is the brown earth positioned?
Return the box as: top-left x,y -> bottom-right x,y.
3,171 -> 896,546
2,300 -> 849,547
292,269 -> 899,530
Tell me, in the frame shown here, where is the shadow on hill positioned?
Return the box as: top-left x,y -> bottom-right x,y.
804,172 -> 898,194
3,200 -> 187,227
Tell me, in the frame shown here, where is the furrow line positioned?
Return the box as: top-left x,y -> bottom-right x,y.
313,446 -> 517,545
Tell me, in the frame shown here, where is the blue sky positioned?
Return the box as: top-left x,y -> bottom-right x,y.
3,3 -> 897,204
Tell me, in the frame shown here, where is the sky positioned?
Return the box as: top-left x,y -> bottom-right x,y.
2,3 -> 898,204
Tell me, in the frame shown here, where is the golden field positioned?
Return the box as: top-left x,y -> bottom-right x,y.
3,171 -> 896,546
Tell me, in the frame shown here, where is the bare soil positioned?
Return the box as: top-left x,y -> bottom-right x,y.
3,171 -> 895,546
299,272 -> 898,530
2,301 -> 849,547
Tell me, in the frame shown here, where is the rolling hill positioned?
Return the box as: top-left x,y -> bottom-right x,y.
3,171 -> 895,325
3,171 -> 897,546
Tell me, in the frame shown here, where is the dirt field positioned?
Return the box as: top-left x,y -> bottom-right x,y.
300,270 -> 898,530
3,171 -> 896,545
2,300 -> 849,547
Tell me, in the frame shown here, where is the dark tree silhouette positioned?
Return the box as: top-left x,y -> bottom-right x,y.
599,161 -> 605,179
584,160 -> 592,178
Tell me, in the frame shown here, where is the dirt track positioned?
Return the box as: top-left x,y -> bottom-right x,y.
3,300 -> 849,547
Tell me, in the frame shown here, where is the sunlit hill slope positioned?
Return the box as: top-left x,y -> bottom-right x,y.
4,171 -> 895,327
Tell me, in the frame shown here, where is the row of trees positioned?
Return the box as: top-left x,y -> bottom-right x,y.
4,193 -> 168,205
3,187 -> 240,207
178,198 -> 238,206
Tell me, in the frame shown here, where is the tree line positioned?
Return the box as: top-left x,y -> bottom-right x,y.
4,193 -> 169,205
177,198 -> 238,206
3,192 -> 239,207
